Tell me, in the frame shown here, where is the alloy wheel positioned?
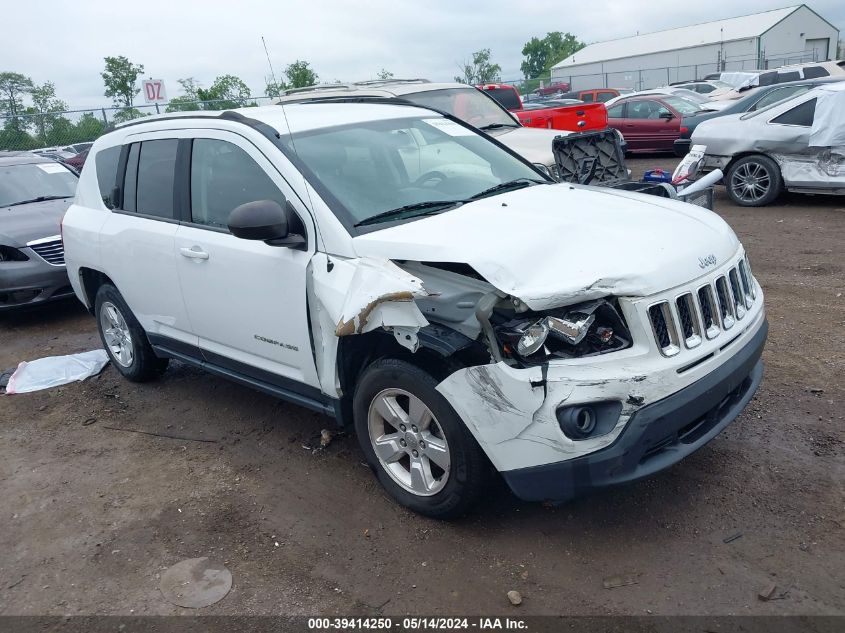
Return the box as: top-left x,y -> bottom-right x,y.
100,301 -> 134,367
730,161 -> 772,204
367,388 -> 451,497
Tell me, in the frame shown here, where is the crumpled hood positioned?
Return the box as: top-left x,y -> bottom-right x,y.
0,198 -> 71,246
352,183 -> 740,310
489,126 -> 569,167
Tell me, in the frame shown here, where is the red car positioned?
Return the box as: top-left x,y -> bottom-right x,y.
532,81 -> 571,96
477,84 -> 608,133
605,95 -> 704,153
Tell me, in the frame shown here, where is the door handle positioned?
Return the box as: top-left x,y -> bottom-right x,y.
180,246 -> 209,260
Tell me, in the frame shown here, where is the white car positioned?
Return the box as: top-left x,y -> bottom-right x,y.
277,79 -> 569,178
62,102 -> 768,518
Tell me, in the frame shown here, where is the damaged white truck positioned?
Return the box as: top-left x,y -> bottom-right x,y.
63,101 -> 768,518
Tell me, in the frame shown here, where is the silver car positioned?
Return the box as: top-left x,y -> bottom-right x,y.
691,82 -> 845,206
0,152 -> 77,309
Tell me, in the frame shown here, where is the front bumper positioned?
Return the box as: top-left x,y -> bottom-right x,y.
0,257 -> 73,310
501,319 -> 767,502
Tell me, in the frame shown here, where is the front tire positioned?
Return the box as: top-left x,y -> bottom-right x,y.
95,284 -> 168,382
353,358 -> 488,519
726,155 -> 782,206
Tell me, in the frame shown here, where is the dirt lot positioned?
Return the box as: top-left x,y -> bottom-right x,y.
1,157 -> 843,617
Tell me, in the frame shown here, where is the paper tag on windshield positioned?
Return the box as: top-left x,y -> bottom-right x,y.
424,118 -> 474,136
37,163 -> 67,174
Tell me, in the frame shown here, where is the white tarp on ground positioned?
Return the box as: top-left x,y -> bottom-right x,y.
809,82 -> 845,148
5,349 -> 109,394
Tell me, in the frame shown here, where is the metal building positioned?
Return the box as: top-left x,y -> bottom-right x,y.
550,4 -> 840,90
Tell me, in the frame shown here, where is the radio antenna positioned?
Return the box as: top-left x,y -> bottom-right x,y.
261,36 -> 279,93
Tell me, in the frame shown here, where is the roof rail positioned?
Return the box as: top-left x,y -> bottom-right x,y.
352,78 -> 431,87
114,110 -> 221,128
282,83 -> 357,96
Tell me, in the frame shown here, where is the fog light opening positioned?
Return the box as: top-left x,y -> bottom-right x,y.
575,407 -> 596,434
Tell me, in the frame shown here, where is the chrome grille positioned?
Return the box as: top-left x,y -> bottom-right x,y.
728,268 -> 746,320
715,276 -> 735,330
27,236 -> 65,266
648,259 -> 759,357
648,302 -> 680,357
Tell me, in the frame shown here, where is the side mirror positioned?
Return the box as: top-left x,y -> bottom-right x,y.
659,111 -> 674,120
228,200 -> 305,248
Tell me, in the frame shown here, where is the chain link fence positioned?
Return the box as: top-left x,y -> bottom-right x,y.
511,49 -> 822,93
0,97 -> 277,154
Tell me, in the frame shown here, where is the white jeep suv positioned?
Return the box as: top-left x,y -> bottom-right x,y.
63,102 -> 767,518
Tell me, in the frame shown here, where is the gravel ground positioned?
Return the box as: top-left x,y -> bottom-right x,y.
1,157 -> 843,616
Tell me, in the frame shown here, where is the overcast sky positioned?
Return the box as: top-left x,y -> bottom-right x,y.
5,0 -> 845,109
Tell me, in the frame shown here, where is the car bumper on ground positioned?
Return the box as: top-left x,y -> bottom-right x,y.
0,259 -> 73,310
501,319 -> 767,502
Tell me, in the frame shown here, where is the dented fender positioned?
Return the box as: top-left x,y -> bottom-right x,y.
307,254 -> 430,396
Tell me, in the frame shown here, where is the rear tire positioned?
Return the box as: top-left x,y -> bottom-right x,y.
726,155 -> 782,207
95,284 -> 168,382
353,358 -> 488,519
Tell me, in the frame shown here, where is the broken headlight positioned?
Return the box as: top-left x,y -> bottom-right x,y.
495,299 -> 632,364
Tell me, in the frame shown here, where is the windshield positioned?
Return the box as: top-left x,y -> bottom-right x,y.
0,162 -> 77,207
402,88 -> 519,129
286,116 -> 543,230
663,96 -> 703,115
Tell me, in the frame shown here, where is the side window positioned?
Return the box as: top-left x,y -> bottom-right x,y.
776,71 -> 800,83
136,139 -> 178,218
94,146 -> 120,209
596,91 -> 616,102
771,98 -> 816,126
751,86 -> 809,111
802,66 -> 829,79
627,100 -> 660,119
190,139 -> 286,229
122,143 -> 140,212
606,104 -> 624,118
580,92 -> 594,102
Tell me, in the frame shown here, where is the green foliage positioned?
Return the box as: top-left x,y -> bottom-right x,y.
73,112 -> 105,141
520,32 -> 585,79
102,56 -> 145,107
454,49 -> 501,84
0,71 -> 34,117
285,60 -> 318,89
196,74 -> 252,109
165,78 -> 202,112
0,118 -> 38,150
265,80 -> 287,98
29,82 -> 68,143
112,108 -> 146,124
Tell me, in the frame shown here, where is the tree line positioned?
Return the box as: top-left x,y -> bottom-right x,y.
1,32 -> 583,150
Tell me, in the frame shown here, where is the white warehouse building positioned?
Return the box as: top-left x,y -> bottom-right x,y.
550,4 -> 840,91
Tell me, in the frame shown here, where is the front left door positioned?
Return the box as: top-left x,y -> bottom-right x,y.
173,132 -> 321,393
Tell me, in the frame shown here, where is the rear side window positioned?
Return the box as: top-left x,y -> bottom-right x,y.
801,66 -> 829,79
771,98 -> 816,126
597,91 -> 616,102
94,146 -> 120,209
751,86 -> 810,111
776,71 -> 800,83
136,140 -> 178,218
606,104 -> 624,118
189,139 -> 286,229
581,92 -> 594,102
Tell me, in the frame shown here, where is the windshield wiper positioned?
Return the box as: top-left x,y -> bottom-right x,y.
354,200 -> 462,227
478,122 -> 518,131
468,178 -> 545,200
6,195 -> 72,207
